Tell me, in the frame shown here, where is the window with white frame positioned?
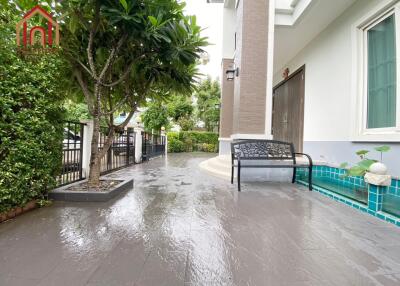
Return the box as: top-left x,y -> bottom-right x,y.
360,5 -> 400,134
365,12 -> 397,129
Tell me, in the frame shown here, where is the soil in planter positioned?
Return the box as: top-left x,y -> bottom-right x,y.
64,180 -> 123,192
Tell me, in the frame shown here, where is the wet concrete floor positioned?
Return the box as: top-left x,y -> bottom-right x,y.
1,153 -> 400,286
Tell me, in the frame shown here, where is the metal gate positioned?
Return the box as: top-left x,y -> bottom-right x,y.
141,132 -> 166,161
99,127 -> 136,174
57,121 -> 85,186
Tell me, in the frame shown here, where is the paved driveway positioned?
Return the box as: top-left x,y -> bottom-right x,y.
1,153 -> 400,286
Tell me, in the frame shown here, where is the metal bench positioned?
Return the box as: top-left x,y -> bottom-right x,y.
231,140 -> 313,192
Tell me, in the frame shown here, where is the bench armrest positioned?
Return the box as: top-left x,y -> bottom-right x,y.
294,152 -> 313,167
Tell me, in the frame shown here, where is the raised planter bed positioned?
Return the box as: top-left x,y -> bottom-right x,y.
0,200 -> 37,223
49,178 -> 134,202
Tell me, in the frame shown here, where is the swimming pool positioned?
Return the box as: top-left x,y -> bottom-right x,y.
296,165 -> 400,225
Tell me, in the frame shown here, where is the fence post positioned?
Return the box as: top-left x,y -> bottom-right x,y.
81,119 -> 94,177
161,129 -> 167,156
135,127 -> 143,163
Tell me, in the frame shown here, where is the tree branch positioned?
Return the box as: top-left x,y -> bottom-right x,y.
74,9 -> 90,30
115,108 -> 136,129
76,59 -> 94,78
101,80 -> 132,116
100,61 -> 135,87
98,35 -> 127,81
73,69 -> 95,115
87,0 -> 101,79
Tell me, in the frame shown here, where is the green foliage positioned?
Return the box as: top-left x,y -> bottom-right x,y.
356,150 -> 369,159
60,0 -> 208,112
195,77 -> 221,132
341,146 -> 392,177
57,0 -> 207,184
167,131 -> 218,153
0,7 -> 66,213
375,145 -> 391,161
166,94 -> 194,130
167,95 -> 193,121
177,117 -> 195,131
64,101 -> 91,122
142,102 -> 169,132
375,146 -> 391,153
168,138 -> 185,153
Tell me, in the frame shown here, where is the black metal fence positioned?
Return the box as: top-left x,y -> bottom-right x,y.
141,132 -> 166,161
57,124 -> 166,187
99,127 -> 136,174
57,121 -> 85,186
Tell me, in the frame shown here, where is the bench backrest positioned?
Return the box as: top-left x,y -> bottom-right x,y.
231,140 -> 295,160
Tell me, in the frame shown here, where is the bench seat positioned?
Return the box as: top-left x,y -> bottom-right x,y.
231,140 -> 313,192
233,164 -> 311,168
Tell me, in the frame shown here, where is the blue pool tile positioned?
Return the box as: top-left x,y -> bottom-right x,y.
369,193 -> 377,203
368,202 -> 377,211
296,167 -> 400,227
386,217 -> 396,224
377,213 -> 386,220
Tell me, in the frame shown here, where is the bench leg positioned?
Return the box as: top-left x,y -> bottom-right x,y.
308,167 -> 313,191
292,167 -> 297,184
231,166 -> 234,184
237,166 -> 241,192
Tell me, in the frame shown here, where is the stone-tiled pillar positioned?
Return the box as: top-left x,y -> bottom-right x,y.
220,58 -> 235,139
232,0 -> 270,136
368,184 -> 387,212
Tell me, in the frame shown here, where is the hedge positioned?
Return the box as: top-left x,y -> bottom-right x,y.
167,131 -> 218,153
0,8 -> 66,214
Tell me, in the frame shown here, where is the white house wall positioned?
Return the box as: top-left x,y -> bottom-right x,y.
222,7 -> 236,59
273,0 -> 400,176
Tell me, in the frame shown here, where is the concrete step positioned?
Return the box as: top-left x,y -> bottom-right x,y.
199,155 -> 323,181
207,156 -> 231,170
199,156 -> 232,181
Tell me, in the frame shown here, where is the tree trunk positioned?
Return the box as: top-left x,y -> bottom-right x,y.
88,113 -> 101,188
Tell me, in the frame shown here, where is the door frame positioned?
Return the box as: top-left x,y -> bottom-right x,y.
272,65 -> 306,151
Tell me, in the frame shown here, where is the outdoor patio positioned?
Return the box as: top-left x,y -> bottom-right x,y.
1,153 -> 400,286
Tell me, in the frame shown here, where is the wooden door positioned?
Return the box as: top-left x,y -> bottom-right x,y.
272,66 -> 305,152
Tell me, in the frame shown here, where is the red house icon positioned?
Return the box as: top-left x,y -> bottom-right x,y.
16,5 -> 60,48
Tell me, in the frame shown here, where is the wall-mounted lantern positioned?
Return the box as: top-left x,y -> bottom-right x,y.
226,67 -> 239,81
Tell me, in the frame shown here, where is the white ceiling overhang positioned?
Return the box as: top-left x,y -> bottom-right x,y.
275,0 -> 313,26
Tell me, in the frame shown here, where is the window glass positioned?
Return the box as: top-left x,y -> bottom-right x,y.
367,14 -> 397,128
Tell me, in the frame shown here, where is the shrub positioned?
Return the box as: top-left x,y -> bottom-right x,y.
168,139 -> 185,153
167,131 -> 218,153
0,8 -> 66,213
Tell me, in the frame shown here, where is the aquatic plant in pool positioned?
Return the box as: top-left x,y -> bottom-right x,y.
340,146 -> 391,177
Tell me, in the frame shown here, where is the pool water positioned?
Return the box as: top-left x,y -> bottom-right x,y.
383,194 -> 400,218
297,173 -> 368,205
297,166 -> 400,224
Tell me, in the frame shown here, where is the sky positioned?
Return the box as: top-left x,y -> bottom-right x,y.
183,0 -> 224,80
